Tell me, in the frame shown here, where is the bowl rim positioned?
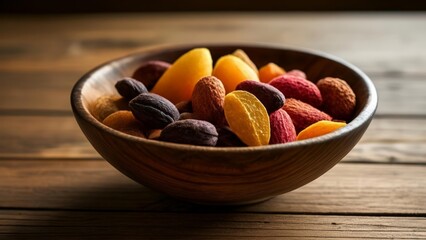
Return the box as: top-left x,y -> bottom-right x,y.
71,43 -> 378,154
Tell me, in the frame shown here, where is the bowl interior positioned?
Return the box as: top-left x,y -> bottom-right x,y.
79,44 -> 375,123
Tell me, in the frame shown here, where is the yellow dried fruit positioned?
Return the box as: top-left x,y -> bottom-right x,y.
232,49 -> 258,73
213,55 -> 259,93
223,90 -> 270,146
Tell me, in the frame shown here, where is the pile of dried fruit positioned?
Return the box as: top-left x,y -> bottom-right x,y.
92,48 -> 356,147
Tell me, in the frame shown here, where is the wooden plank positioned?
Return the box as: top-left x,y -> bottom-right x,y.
1,116 -> 425,163
0,71 -> 81,112
0,14 -> 425,74
0,116 -> 96,159
0,160 -> 425,214
1,71 -> 425,115
1,211 -> 425,239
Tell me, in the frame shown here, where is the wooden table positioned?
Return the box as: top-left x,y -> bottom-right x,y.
1,13 -> 425,239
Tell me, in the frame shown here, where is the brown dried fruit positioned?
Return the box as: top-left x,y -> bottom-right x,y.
179,112 -> 195,120
175,100 -> 193,114
91,95 -> 129,121
115,77 -> 148,100
159,119 -> 218,146
236,80 -> 285,114
317,77 -> 356,121
102,110 -> 145,138
129,93 -> 180,129
132,61 -> 171,90
283,98 -> 332,133
192,76 -> 226,126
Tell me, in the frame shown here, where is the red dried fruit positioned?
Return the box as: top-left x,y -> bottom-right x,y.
269,109 -> 296,144
283,98 -> 332,133
269,74 -> 323,108
132,61 -> 171,90
285,69 -> 306,79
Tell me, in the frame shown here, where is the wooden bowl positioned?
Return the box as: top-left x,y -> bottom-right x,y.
71,44 -> 378,205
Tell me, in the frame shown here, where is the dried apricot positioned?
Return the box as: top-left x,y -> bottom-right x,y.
232,49 -> 258,73
296,120 -> 346,140
259,62 -> 285,83
223,90 -> 270,146
213,55 -> 259,93
151,48 -> 212,104
102,110 -> 146,138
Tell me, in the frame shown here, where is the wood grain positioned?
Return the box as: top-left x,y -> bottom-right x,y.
0,13 -> 425,238
0,14 -> 425,74
1,211 -> 425,239
0,160 -> 424,214
1,116 -> 424,163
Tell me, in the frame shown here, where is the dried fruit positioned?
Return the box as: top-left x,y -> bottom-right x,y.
297,120 -> 346,140
129,93 -> 179,129
224,90 -> 270,146
147,129 -> 162,140
232,49 -> 258,73
285,69 -> 306,79
317,77 -> 356,121
151,48 -> 213,104
216,126 -> 246,147
236,80 -> 285,114
132,61 -> 171,90
102,110 -> 145,138
258,62 -> 285,83
115,77 -> 148,100
179,112 -> 195,120
213,55 -> 259,93
269,109 -> 296,144
283,98 -> 332,133
269,74 -> 323,108
91,95 -> 129,121
175,100 -> 193,114
192,76 -> 226,126
160,119 -> 218,146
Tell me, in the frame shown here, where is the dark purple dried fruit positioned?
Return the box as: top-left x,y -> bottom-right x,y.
160,119 -> 218,146
236,80 -> 285,114
129,93 -> 179,129
216,126 -> 246,147
132,61 -> 171,90
115,78 -> 148,100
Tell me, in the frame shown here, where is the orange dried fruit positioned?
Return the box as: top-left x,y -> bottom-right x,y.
102,110 -> 146,138
151,48 -> 213,104
223,90 -> 270,146
259,62 -> 286,83
296,120 -> 346,140
213,55 -> 259,93
232,49 -> 258,73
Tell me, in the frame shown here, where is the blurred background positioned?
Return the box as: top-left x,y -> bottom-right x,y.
2,0 -> 426,13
